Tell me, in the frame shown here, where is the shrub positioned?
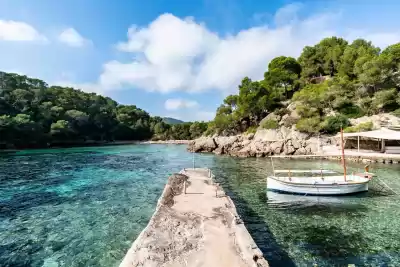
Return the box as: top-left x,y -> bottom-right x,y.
320,114 -> 350,134
275,108 -> 288,117
261,119 -> 279,129
296,104 -> 320,118
392,109 -> 400,118
344,121 -> 373,133
333,98 -> 364,118
371,89 -> 399,113
296,117 -> 322,133
359,97 -> 373,116
245,126 -> 257,134
283,116 -> 299,127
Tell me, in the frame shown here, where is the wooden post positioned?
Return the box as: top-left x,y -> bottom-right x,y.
357,135 -> 360,153
340,127 -> 347,181
381,139 -> 386,153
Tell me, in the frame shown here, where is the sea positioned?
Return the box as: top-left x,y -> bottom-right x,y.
1,144 -> 399,267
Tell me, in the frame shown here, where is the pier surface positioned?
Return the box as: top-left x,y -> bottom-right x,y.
120,168 -> 268,267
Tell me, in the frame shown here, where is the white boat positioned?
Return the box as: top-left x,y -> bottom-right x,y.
267,128 -> 373,196
267,170 -> 370,195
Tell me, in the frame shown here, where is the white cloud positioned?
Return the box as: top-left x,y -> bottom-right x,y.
164,98 -> 199,110
58,28 -> 91,47
95,11 -> 339,94
274,2 -> 303,26
346,30 -> 400,51
61,6 -> 400,96
0,20 -> 46,41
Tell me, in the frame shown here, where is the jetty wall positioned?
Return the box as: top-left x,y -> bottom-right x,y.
119,168 -> 269,267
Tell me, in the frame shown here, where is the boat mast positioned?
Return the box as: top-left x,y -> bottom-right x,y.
340,127 -> 347,181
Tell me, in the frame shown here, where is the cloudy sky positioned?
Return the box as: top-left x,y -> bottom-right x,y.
0,0 -> 399,121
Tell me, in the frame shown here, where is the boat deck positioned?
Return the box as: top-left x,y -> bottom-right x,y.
270,175 -> 369,184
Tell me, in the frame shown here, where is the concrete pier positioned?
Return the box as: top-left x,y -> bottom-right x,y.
119,168 -> 268,267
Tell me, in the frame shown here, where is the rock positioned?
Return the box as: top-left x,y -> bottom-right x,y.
214,146 -> 224,155
254,129 -> 282,142
190,137 -> 217,152
245,133 -> 254,140
283,140 -> 296,155
349,113 -> 400,129
260,112 -> 281,124
215,136 -> 238,149
294,147 -> 307,155
270,141 -> 284,154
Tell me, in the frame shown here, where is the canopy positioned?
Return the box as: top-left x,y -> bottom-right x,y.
335,128 -> 400,140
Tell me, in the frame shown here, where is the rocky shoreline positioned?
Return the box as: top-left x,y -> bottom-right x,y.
188,113 -> 400,158
141,140 -> 190,144
188,126 -> 325,157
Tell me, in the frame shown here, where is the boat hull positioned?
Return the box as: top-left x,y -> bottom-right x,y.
267,176 -> 369,195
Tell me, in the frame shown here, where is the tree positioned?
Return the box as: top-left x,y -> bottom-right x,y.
51,120 -> 73,140
339,39 -> 380,78
381,43 -> 400,66
189,122 -> 208,139
265,56 -> 301,98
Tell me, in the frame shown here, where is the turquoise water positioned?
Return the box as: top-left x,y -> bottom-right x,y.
1,145 -> 400,266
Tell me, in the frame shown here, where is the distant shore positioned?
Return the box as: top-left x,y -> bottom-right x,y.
0,139 -> 191,152
140,140 -> 190,144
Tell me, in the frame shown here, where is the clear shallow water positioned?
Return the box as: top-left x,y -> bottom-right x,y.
1,145 -> 400,267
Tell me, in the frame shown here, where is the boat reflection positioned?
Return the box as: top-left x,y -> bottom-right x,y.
266,191 -> 367,214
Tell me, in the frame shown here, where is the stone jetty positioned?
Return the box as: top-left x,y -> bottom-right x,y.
119,168 -> 269,267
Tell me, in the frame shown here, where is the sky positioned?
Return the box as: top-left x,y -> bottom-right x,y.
0,0 -> 399,122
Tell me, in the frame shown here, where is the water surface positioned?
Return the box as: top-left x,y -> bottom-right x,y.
1,145 -> 400,267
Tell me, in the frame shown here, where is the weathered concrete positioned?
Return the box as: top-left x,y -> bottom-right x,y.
120,169 -> 268,267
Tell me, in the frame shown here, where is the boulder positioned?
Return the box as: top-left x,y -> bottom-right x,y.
283,140 -> 296,155
349,113 -> 400,129
214,146 -> 224,155
294,147 -> 307,155
270,141 -> 284,154
191,137 -> 217,152
254,129 -> 282,142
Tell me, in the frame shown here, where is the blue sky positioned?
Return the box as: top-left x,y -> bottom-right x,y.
0,0 -> 399,121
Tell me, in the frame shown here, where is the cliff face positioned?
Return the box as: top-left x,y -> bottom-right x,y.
188,126 -> 329,157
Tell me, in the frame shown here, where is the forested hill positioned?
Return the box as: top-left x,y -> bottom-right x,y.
206,37 -> 400,136
0,72 -> 207,149
2,37 -> 400,149
163,117 -> 184,124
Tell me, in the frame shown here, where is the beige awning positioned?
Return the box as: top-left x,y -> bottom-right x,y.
335,128 -> 400,140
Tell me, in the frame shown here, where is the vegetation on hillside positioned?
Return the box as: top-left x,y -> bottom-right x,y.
2,37 -> 399,148
207,37 -> 400,135
162,117 -> 184,124
0,72 -> 206,148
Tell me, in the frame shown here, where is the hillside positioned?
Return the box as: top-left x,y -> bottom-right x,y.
204,37 -> 400,137
163,117 -> 184,124
0,72 -> 205,149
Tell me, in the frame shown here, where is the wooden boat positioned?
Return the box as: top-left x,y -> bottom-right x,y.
267,128 -> 373,196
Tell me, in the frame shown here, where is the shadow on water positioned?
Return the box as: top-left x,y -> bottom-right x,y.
295,224 -> 392,266
220,183 -> 297,267
264,191 -> 370,217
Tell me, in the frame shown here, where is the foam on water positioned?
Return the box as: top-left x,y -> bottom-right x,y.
1,145 -> 400,266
